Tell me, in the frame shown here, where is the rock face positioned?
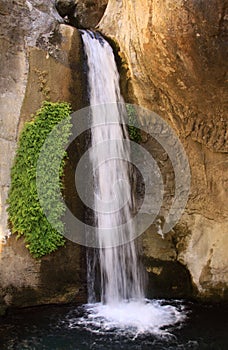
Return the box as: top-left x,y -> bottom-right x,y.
0,0 -> 227,309
0,0 -> 61,241
55,0 -> 108,28
0,236 -> 86,313
55,0 -> 76,18
0,0 -> 87,314
99,0 -> 228,299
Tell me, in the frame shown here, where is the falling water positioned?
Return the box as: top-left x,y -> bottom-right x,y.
81,30 -> 144,304
79,30 -> 185,334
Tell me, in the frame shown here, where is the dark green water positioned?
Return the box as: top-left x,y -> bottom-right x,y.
0,300 -> 227,350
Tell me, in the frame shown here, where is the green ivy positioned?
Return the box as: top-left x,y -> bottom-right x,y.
126,104 -> 142,143
7,101 -> 72,258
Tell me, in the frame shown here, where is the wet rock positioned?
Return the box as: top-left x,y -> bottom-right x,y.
55,0 -> 76,17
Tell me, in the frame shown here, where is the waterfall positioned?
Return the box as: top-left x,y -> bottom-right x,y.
81,30 -> 144,304
72,30 -> 186,334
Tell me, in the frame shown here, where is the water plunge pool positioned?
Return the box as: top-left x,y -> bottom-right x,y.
0,300 -> 227,349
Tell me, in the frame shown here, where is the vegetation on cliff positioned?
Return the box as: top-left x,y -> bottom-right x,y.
7,101 -> 72,258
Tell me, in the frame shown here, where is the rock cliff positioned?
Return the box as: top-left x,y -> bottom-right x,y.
56,0 -> 107,28
0,0 -> 87,314
98,0 -> 228,299
0,0 -> 227,312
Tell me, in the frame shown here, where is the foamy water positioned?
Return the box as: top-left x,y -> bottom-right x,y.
67,300 -> 186,337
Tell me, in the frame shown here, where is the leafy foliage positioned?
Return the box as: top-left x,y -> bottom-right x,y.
126,104 -> 142,143
7,101 -> 72,258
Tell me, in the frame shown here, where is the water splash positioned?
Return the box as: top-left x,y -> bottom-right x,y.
66,300 -> 186,338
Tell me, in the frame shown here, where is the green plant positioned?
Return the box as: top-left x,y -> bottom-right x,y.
126,104 -> 142,143
7,101 -> 72,258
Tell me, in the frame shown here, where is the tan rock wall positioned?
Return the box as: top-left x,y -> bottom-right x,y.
179,214 -> 228,299
99,0 -> 228,299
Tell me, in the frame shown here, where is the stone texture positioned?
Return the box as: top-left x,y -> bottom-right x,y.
55,0 -> 108,28
74,0 -> 107,28
99,0 -> 228,299
138,220 -> 193,298
0,0 -> 87,313
178,214 -> 228,299
99,0 -> 227,152
0,235 -> 86,309
0,0 -> 227,306
18,24 -> 87,132
0,0 -> 29,240
55,0 -> 76,17
142,226 -> 177,262
0,0 -> 86,239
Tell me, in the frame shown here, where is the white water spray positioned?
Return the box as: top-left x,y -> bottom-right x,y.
80,30 -> 185,334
